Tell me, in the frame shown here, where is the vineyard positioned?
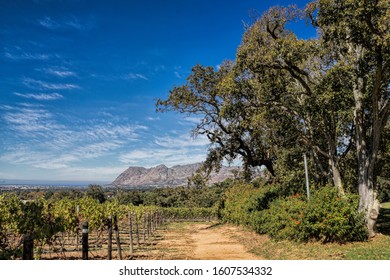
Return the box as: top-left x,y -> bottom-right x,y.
0,193 -> 216,260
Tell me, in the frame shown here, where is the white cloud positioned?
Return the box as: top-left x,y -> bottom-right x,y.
0,102 -> 150,180
145,116 -> 160,121
39,17 -> 60,29
119,147 -> 207,168
22,78 -> 80,90
14,92 -> 64,101
2,106 -> 64,133
182,116 -> 203,123
39,16 -> 94,31
4,47 -> 50,61
125,73 -> 148,81
43,67 -> 77,77
119,131 -> 209,167
154,133 -> 209,148
174,66 -> 185,79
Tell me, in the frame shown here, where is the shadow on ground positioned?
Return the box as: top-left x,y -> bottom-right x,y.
377,207 -> 390,235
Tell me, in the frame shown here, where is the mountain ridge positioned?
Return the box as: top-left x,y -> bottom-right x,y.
112,162 -> 238,187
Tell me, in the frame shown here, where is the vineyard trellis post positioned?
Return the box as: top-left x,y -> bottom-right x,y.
22,233 -> 34,260
147,212 -> 151,238
76,205 -> 80,250
143,214 -> 146,242
82,221 -> 88,260
107,216 -> 112,260
128,211 -> 134,255
113,215 -> 122,260
135,212 -> 140,247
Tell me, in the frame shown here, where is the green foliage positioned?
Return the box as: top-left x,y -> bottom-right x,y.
52,198 -> 79,233
138,183 -> 229,208
221,182 -> 282,226
256,187 -> 367,243
0,194 -> 66,259
86,184 -> 106,204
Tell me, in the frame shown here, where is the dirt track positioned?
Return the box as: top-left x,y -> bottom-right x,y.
149,222 -> 264,260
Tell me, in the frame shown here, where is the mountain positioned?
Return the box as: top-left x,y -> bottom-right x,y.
112,163 -> 239,187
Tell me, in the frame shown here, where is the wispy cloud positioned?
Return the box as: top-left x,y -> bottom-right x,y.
1,103 -> 148,174
145,116 -> 160,121
43,66 -> 77,77
22,78 -> 80,90
174,66 -> 185,79
119,147 -> 207,167
2,106 -> 63,134
182,116 -> 203,124
154,65 -> 167,72
174,71 -> 183,78
14,92 -> 64,101
39,16 -> 95,31
154,133 -> 209,148
119,132 -> 208,167
4,47 -> 50,61
125,73 -> 148,81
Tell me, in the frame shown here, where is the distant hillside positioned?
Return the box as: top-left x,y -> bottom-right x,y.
112,163 -> 238,187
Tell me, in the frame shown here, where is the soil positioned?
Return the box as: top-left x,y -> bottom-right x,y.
35,221 -> 266,260
148,222 -> 265,260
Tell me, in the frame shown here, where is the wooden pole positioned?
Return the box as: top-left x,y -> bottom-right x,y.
147,212 -> 151,238
128,211 -> 134,255
135,212 -> 140,247
107,216 -> 112,260
23,233 -> 34,260
114,215 -> 122,260
76,205 -> 80,250
82,222 -> 88,260
143,214 -> 146,242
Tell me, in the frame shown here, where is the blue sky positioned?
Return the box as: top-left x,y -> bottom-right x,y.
0,0 -> 313,183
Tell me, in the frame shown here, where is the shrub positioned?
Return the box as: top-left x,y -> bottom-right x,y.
255,187 -> 367,242
221,183 -> 282,225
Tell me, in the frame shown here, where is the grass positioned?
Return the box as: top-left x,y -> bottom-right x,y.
247,234 -> 390,260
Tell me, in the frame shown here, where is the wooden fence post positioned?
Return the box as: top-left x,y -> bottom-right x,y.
114,215 -> 122,260
143,214 -> 146,242
128,211 -> 134,255
154,212 -> 158,231
107,216 -> 112,260
150,212 -> 154,236
135,212 -> 140,247
76,205 -> 80,250
147,212 -> 151,238
82,222 -> 88,260
23,233 -> 34,260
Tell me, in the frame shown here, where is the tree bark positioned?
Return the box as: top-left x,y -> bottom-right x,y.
329,158 -> 345,196
352,45 -> 381,237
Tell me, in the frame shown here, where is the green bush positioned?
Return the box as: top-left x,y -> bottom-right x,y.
255,187 -> 367,243
221,183 -> 282,225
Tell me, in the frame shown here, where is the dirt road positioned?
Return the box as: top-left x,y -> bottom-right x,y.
149,222 -> 265,260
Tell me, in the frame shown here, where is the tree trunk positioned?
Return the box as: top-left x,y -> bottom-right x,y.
329,158 -> 345,196
352,48 -> 381,237
358,168 -> 381,238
